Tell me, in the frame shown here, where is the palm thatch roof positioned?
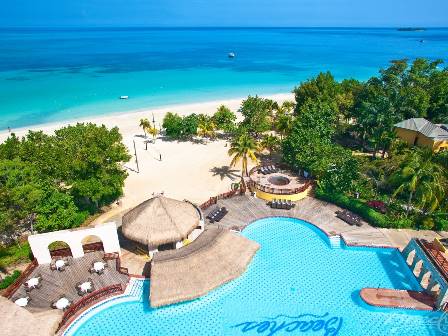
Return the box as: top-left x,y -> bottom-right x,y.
0,296 -> 62,336
150,227 -> 259,307
122,196 -> 200,247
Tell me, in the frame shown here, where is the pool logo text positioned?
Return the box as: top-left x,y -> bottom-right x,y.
231,312 -> 343,336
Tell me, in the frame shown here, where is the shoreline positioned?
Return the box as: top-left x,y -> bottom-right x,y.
0,92 -> 293,142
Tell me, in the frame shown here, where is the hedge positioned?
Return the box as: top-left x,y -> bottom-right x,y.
315,188 -> 391,228
0,270 -> 21,289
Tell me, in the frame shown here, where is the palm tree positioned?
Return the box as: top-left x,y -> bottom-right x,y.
228,133 -> 259,178
197,119 -> 216,139
147,125 -> 158,140
275,113 -> 293,139
139,118 -> 151,138
392,149 -> 447,216
260,134 -> 280,158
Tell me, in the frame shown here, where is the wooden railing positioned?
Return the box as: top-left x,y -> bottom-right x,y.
57,283 -> 124,332
417,239 -> 448,282
199,188 -> 244,210
50,247 -> 73,258
2,258 -> 38,299
82,242 -> 104,253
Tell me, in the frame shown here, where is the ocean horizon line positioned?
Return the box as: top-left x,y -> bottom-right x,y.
1,26 -> 448,31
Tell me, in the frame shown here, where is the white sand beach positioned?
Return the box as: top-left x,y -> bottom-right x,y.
0,93 -> 294,224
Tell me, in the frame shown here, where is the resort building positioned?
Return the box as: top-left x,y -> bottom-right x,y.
394,118 -> 448,152
401,238 -> 448,309
3,177 -> 448,336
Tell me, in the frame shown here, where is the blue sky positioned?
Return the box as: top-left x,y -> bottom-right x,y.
1,0 -> 447,27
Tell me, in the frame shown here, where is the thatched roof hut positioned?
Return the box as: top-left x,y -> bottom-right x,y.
0,296 -> 62,336
122,196 -> 201,247
150,227 -> 259,307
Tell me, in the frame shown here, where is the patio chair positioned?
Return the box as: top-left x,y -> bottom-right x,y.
24,283 -> 31,293
51,301 -> 57,309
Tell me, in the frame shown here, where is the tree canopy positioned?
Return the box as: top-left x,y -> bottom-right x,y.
0,123 -> 130,243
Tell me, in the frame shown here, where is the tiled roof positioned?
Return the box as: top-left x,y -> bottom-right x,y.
394,118 -> 448,140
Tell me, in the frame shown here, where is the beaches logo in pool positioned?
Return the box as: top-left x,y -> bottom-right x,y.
231,312 -> 343,336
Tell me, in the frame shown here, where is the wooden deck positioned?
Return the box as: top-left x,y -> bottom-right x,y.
9,251 -> 129,313
360,288 -> 435,311
206,195 -> 395,248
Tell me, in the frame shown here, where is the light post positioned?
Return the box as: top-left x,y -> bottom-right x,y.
133,139 -> 140,173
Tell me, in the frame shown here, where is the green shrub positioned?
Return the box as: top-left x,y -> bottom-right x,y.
0,270 -> 21,289
435,217 -> 448,231
0,242 -> 32,269
315,187 -> 391,228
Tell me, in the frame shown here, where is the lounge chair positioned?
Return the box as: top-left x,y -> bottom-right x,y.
273,199 -> 280,209
336,210 -> 362,226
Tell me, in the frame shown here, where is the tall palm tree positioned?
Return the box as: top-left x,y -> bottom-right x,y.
139,118 -> 151,138
228,133 -> 259,178
392,149 -> 447,215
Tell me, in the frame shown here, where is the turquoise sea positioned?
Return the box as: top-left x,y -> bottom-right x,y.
0,27 -> 447,130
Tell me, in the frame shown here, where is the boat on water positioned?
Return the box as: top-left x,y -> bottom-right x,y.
397,27 -> 426,32
120,96 -> 129,100
228,52 -> 235,58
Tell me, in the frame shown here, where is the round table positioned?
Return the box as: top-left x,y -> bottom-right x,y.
80,281 -> 92,293
26,277 -> 39,288
93,262 -> 105,272
55,297 -> 70,310
15,297 -> 29,307
55,259 -> 65,269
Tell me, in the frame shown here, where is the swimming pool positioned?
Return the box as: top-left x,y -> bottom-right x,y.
67,217 -> 447,335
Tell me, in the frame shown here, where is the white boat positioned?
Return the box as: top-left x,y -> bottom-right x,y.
228,52 -> 235,58
120,95 -> 129,100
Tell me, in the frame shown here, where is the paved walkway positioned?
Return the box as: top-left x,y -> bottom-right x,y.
206,195 -> 448,250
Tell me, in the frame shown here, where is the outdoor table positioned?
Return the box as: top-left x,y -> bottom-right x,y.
93,261 -> 105,272
15,297 -> 29,307
55,259 -> 65,270
26,277 -> 40,288
55,297 -> 70,310
80,281 -> 92,293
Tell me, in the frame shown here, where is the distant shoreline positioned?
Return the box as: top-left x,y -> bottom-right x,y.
0,92 -> 294,142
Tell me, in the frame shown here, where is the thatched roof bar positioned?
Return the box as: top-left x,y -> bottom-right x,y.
150,227 -> 259,307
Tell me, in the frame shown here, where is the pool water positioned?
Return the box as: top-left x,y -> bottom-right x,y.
68,217 -> 446,336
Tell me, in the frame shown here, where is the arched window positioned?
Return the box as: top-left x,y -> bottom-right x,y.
48,241 -> 72,258
81,235 -> 104,253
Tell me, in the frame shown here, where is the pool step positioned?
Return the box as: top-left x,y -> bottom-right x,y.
126,278 -> 146,300
329,236 -> 343,249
